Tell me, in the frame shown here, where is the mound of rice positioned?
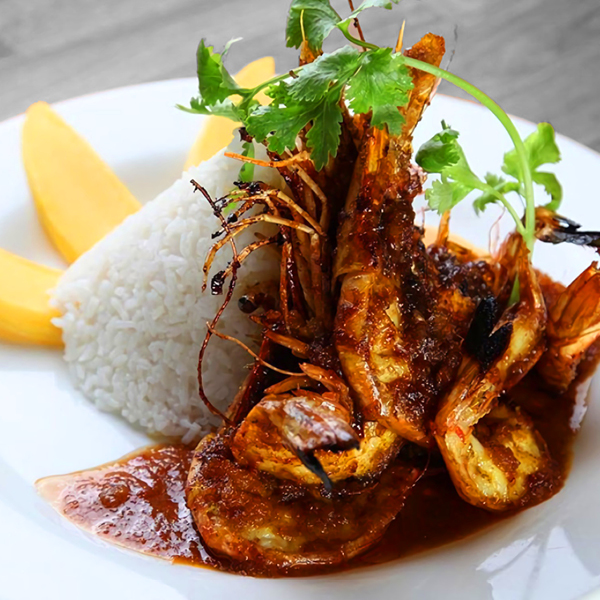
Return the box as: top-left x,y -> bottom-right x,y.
52,141 -> 282,443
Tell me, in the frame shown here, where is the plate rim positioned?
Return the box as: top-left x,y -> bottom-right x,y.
1,77 -> 599,600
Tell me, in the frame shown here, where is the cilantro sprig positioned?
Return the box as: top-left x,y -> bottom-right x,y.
180,0 -> 564,256
179,40 -> 413,170
285,0 -> 400,52
416,122 -> 562,248
502,123 -> 562,212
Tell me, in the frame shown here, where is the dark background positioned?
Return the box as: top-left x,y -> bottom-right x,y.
1,0 -> 599,150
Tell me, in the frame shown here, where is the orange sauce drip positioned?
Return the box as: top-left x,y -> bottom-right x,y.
37,445 -> 216,568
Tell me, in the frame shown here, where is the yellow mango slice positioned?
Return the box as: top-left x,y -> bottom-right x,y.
22,102 -> 141,263
184,56 -> 275,170
0,248 -> 62,346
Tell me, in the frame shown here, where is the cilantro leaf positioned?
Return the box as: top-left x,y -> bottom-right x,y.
415,122 -> 460,173
533,171 -> 562,210
503,123 -> 561,175
178,97 -> 243,121
247,56 -> 351,166
288,46 -> 361,102
345,48 -> 413,135
502,122 -> 562,209
246,90 -> 341,170
339,0 -> 400,27
425,179 -> 454,213
370,105 -> 406,136
246,101 -> 320,157
196,39 -> 241,105
425,177 -> 471,214
286,0 -> 402,52
306,95 -> 343,169
416,122 -> 486,214
286,0 -> 341,52
473,174 -> 518,214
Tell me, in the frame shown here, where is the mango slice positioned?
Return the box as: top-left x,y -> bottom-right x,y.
22,102 -> 141,263
184,56 -> 275,170
0,248 -> 62,346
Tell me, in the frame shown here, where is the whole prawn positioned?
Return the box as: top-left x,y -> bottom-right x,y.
333,34 -> 484,446
434,239 -> 557,511
185,35 -> 452,571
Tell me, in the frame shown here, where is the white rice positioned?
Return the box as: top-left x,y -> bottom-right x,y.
52,141 -> 282,443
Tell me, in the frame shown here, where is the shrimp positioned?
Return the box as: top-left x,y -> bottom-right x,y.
232,364 -> 401,486
537,263 -> 600,392
334,34 -> 477,446
231,363 -> 361,488
434,242 -> 557,511
186,431 -> 421,575
187,33 -> 494,569
206,163 -> 403,487
197,53 -> 407,486
528,206 -> 600,391
227,325 -> 402,490
196,130 -> 405,490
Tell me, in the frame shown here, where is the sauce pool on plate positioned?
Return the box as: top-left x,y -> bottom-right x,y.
37,445 -> 216,568
36,363 -> 593,576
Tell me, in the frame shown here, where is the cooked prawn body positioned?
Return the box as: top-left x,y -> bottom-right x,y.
333,35 -> 473,446
187,432 -> 421,575
434,246 -> 555,511
537,263 -> 600,392
185,34 -> 453,570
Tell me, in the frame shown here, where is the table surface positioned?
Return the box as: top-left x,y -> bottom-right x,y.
1,0 -> 599,151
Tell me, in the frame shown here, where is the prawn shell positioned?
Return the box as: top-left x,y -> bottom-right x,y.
186,432 -> 421,575
231,418 -> 401,486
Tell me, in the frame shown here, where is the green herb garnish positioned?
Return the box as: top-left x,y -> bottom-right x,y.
285,0 -> 342,52
179,0 -> 563,255
180,42 -> 413,170
416,121 -> 562,249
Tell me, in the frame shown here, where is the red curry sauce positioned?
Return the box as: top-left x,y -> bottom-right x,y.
36,363 -> 593,576
37,445 -> 216,568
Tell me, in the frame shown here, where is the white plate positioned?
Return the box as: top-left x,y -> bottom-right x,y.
1,80 -> 600,600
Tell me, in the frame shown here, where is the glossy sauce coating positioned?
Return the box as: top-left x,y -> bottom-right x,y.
36,363 -> 591,576
37,445 -> 216,568
353,371 -> 582,567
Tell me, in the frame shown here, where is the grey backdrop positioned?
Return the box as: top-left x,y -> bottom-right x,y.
1,0 -> 599,150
